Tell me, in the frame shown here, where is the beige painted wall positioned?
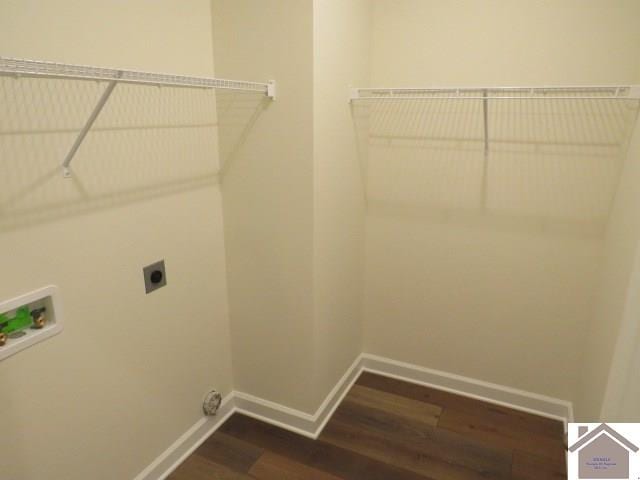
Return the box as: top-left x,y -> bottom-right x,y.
0,2 -> 233,479
585,59 -> 640,422
212,0 -> 317,412
213,0 -> 372,412
601,238 -> 640,421
364,0 -> 640,404
312,0 -> 370,403
585,114 -> 640,420
371,0 -> 640,86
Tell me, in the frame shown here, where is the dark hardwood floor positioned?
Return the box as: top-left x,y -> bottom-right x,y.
168,372 -> 567,479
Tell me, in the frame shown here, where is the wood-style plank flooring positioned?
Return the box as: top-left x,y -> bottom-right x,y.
168,372 -> 566,479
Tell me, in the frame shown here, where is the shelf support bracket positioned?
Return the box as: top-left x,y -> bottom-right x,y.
481,89 -> 489,209
482,89 -> 489,156
630,86 -> 640,99
267,80 -> 277,100
62,79 -> 118,178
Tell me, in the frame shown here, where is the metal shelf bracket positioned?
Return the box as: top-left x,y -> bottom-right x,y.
61,79 -> 118,178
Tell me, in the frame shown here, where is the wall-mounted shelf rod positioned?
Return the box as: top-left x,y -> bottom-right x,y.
0,56 -> 276,177
350,85 -> 640,102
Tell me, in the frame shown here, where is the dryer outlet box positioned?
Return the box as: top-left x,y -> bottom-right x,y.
143,260 -> 167,294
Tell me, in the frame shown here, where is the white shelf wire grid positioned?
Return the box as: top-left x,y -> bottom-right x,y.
0,57 -> 274,96
351,85 -> 640,101
0,56 -> 275,177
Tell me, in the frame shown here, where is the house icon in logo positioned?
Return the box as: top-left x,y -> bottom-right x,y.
569,424 -> 639,479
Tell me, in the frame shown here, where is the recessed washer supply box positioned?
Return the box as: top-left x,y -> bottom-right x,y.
0,285 -> 63,362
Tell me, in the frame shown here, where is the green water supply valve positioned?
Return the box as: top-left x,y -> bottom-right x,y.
0,306 -> 47,347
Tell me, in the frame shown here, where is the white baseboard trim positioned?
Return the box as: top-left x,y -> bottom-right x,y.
133,395 -> 236,480
133,354 -> 363,480
134,352 -> 574,479
361,353 -> 574,427
234,353 -> 363,439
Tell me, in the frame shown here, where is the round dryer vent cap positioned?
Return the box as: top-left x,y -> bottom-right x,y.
203,390 -> 222,416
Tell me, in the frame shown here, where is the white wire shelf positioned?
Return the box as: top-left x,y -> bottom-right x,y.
352,84 -> 640,211
0,56 -> 275,177
350,85 -> 640,101
0,57 -> 275,96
